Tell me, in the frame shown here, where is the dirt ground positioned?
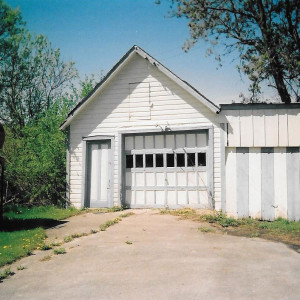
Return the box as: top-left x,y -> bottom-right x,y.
0,209 -> 299,300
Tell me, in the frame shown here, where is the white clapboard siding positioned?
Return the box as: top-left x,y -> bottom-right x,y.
69,54 -> 219,206
222,108 -> 300,147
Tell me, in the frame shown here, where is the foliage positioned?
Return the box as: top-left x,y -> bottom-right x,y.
53,247 -> 66,255
0,268 -> 14,281
99,218 -> 121,231
167,0 -> 299,103
0,12 -> 77,134
1,103 -> 70,206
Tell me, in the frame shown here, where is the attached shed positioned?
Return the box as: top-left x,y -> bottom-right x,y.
60,46 -> 300,221
219,104 -> 300,221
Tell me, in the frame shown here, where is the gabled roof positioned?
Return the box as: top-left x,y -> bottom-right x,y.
60,45 -> 220,130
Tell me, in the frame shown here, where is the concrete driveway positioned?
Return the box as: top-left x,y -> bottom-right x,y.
1,209 -> 300,300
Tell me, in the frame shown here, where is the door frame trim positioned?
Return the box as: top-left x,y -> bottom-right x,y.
82,135 -> 115,208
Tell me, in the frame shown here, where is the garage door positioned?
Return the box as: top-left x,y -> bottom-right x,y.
123,130 -> 211,208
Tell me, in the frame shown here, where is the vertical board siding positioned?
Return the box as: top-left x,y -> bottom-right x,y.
274,148 -> 288,219
287,148 -> 300,221
288,110 -> 300,146
261,147 -> 275,220
240,111 -> 253,146
236,148 -> 249,217
223,108 -> 300,147
225,148 -> 237,216
248,148 -> 261,219
225,146 -> 300,220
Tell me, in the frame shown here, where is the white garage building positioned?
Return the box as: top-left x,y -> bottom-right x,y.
60,46 -> 300,221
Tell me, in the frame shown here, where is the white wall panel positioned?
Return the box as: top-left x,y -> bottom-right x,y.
240,110 -> 253,146
288,110 -> 300,146
274,148 -> 287,219
225,148 -> 237,216
248,148 -> 261,219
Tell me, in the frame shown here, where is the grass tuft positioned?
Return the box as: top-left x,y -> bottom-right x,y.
120,212 -> 134,218
99,218 -> 121,231
53,248 -> 66,255
198,226 -> 215,233
0,268 -> 15,281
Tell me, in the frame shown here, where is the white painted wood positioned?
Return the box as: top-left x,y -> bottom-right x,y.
240,110 -> 253,146
196,133 -> 207,147
252,110 -> 265,146
248,148 -> 261,219
225,148 -> 237,217
125,136 -> 134,150
176,134 -> 185,148
226,111 -> 240,147
278,110 -> 288,146
68,54 -> 218,207
265,110 -> 278,146
90,144 -> 99,202
100,143 -> 109,202
288,109 -> 300,146
155,135 -> 164,149
274,148 -> 288,219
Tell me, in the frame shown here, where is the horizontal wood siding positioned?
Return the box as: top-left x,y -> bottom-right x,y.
69,54 -> 219,207
222,109 -> 300,147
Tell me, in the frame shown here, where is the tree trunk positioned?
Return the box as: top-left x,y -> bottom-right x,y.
270,61 -> 291,104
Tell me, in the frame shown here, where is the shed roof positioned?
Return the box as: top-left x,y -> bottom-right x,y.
60,45 -> 220,130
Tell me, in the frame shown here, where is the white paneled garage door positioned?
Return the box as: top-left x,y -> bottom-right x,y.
123,130 -> 211,208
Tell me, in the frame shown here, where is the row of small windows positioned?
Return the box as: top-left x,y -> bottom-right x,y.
126,153 -> 206,169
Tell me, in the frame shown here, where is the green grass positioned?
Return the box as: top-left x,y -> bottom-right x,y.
161,209 -> 300,251
53,247 -> 66,255
0,227 -> 46,267
3,205 -> 81,220
0,205 -> 82,267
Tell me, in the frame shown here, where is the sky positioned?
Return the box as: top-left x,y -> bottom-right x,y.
5,0 -> 273,104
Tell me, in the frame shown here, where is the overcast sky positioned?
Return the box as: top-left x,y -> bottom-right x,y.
6,0 -> 276,104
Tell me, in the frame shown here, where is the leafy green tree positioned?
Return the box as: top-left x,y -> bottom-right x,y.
165,0 -> 299,103
0,0 -> 24,61
1,77 -> 97,207
0,32 -> 78,134
2,101 -> 70,206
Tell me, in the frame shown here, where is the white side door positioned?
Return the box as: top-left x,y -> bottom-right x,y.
87,141 -> 111,208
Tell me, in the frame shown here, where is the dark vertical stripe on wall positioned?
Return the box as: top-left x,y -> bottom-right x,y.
287,147 -> 300,221
261,148 -> 274,220
236,147 -> 249,217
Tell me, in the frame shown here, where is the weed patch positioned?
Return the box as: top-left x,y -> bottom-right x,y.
0,268 -> 14,281
53,248 -> 66,255
120,212 -> 134,218
17,266 -> 26,270
99,218 -> 121,231
198,226 -> 215,233
161,209 -> 300,251
125,241 -> 133,245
